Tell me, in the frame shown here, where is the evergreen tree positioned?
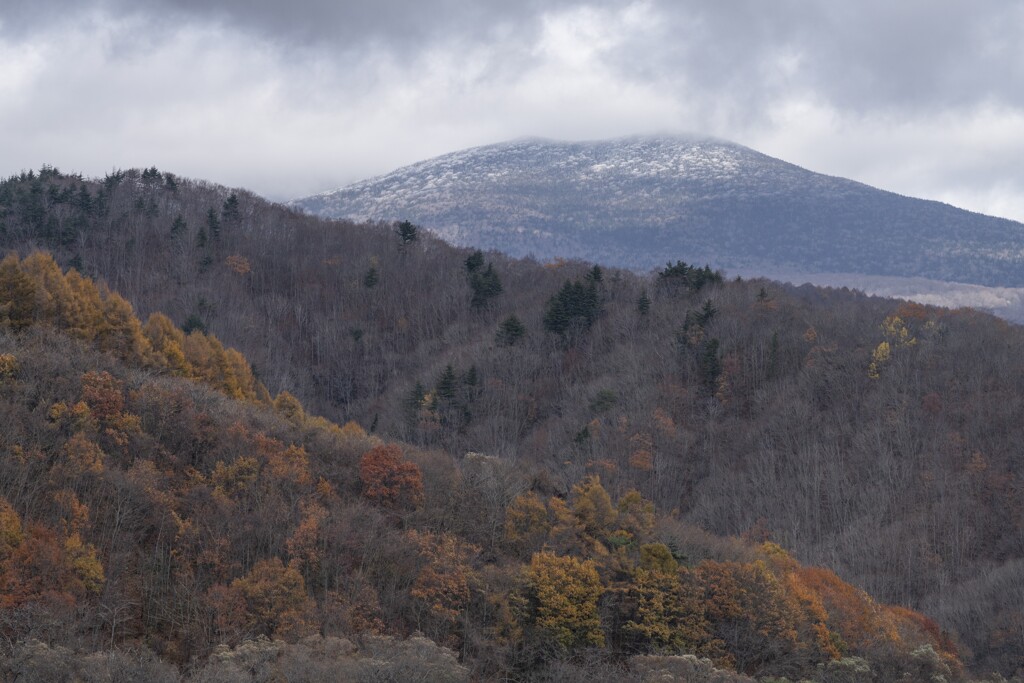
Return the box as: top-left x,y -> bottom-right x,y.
396,220 -> 418,246
171,215 -> 187,239
222,193 -> 240,222
207,208 -> 221,241
181,313 -> 207,335
74,186 -> 93,215
496,315 -> 526,347
637,290 -> 651,316
543,279 -> 600,335
465,250 -> 484,273
405,381 -> 426,428
363,266 -> 379,288
470,263 -> 502,308
658,260 -> 723,293
700,338 -> 722,389
700,299 -> 717,324
436,364 -> 458,403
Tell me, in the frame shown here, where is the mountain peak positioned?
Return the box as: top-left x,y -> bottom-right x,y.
295,135 -> 1024,288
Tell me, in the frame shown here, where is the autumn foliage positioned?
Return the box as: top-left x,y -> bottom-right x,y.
359,444 -> 424,509
0,241 -> 978,680
0,252 -> 264,401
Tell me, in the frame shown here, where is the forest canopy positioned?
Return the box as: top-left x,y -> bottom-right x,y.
1,167 -> 1023,680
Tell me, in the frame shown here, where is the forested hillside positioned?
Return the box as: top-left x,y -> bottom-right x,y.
2,167 -> 1024,677
0,253 -> 971,682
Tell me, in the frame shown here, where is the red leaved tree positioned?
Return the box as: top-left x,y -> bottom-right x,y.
359,444 -> 424,509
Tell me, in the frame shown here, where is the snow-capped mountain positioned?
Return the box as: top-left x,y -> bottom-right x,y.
294,135 -> 1024,288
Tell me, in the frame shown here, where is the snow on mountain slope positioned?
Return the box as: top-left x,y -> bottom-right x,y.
294,135 -> 1024,289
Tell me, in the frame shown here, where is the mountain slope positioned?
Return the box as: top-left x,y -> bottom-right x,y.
296,136 -> 1024,287
0,254 -> 965,682
4,167 -> 1024,676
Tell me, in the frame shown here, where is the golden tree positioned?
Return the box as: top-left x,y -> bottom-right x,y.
522,551 -> 605,649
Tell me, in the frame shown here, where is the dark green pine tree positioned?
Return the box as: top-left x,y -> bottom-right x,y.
699,299 -> 717,324
637,289 -> 651,316
396,220 -> 418,246
543,279 -> 600,335
496,315 -> 526,347
700,338 -> 722,389
470,263 -> 503,308
222,193 -> 240,222
405,381 -> 426,427
207,208 -> 221,241
465,250 -> 484,273
170,215 -> 186,238
363,266 -> 379,288
436,364 -> 458,403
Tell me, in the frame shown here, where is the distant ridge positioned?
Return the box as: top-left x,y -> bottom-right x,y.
295,135 -> 1024,287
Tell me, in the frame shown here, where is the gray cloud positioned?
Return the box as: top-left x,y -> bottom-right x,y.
8,0 -> 1021,113
3,0 -> 599,51
2,0 -> 1023,221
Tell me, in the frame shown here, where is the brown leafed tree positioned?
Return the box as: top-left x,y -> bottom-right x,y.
359,444 -> 424,509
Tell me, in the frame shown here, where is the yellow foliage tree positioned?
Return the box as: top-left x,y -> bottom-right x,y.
62,268 -> 106,341
571,475 -> 617,538
0,353 -> 17,381
0,253 -> 37,330
63,532 -> 105,594
21,251 -> 70,322
504,491 -> 552,554
143,312 -> 192,375
618,489 -> 656,540
867,341 -> 891,379
622,567 -> 711,653
97,288 -> 152,362
522,551 -> 605,649
273,390 -> 306,426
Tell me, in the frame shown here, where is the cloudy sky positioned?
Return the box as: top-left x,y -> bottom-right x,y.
2,0 -> 1023,220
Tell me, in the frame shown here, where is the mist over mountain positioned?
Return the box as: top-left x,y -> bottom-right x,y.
296,136 -> 1024,289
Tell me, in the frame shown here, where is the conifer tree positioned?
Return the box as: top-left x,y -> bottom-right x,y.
637,289 -> 651,316
496,315 -> 526,346
222,193 -> 240,222
396,220 -> 418,246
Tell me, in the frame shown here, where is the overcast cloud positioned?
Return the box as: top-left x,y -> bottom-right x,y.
2,0 -> 1023,221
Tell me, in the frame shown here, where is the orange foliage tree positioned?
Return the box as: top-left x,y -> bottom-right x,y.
408,529 -> 480,643
359,444 -> 424,509
694,559 -> 812,676
80,370 -> 125,421
208,557 -> 318,643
